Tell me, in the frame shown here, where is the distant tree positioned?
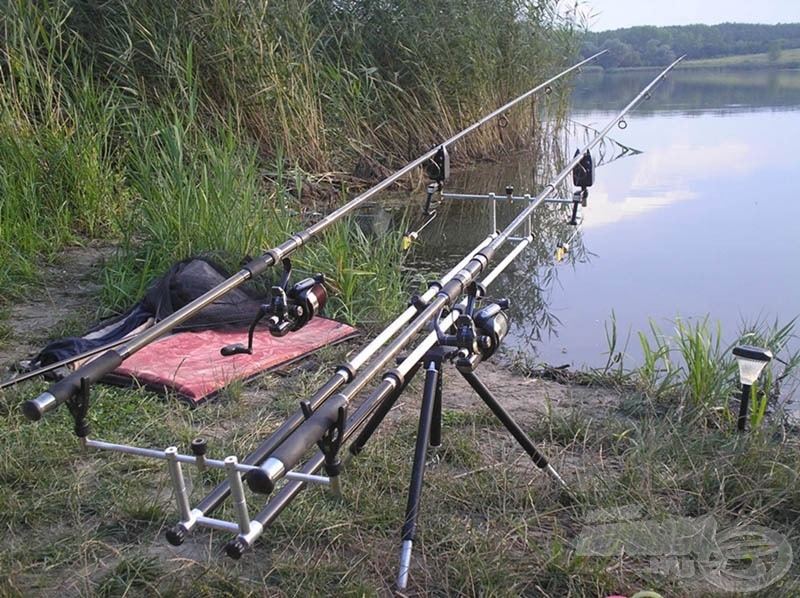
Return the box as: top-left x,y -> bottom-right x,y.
768,40 -> 782,63
580,22 -> 800,65
599,38 -> 641,67
644,39 -> 676,65
581,39 -> 600,58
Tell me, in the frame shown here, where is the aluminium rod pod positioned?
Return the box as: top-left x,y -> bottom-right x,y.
224,234 -> 533,555
224,234 -> 537,556
166,235 -> 497,542
237,56 -> 686,499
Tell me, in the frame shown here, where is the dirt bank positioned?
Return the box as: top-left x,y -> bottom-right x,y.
0,246 -> 622,424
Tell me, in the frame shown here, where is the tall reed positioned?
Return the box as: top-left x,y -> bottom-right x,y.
0,0 -> 581,319
0,1 -> 129,293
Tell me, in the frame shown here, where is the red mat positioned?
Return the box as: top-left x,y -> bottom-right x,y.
105,317 -> 358,405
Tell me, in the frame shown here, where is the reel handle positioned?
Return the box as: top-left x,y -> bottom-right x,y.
220,343 -> 252,356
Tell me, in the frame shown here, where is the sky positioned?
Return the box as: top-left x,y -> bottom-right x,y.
571,0 -> 799,31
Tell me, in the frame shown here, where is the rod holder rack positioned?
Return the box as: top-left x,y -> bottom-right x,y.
436,191 -> 578,239
440,192 -> 576,204
80,437 -> 330,542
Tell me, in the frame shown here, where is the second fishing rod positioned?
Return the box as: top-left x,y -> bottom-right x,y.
20,52 -> 604,421
235,55 -> 687,505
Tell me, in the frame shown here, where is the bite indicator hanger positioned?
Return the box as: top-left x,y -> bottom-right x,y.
220,258 -> 327,356
555,242 -> 568,263
558,149 -> 594,261
405,147 -> 448,251
402,182 -> 440,250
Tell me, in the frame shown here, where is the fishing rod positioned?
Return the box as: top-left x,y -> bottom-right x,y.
203,60 -> 687,587
237,56 -> 686,500
20,51 -> 605,421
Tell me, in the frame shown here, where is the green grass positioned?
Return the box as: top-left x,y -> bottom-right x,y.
1,316 -> 799,596
596,315 -> 800,431
0,6 -> 129,292
681,47 -> 800,69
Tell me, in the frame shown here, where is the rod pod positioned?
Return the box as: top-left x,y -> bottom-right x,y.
216,57 -> 688,564
239,55 -> 687,499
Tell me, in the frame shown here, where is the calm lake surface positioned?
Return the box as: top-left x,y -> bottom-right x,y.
408,68 -> 800,378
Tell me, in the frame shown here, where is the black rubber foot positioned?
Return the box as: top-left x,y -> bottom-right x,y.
166,527 -> 186,546
225,539 -> 246,560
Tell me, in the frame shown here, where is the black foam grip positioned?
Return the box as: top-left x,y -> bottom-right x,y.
22,350 -> 124,420
272,395 -> 347,471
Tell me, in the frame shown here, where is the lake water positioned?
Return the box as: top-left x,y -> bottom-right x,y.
408,68 -> 800,379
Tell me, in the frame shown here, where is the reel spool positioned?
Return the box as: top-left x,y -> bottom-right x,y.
283,276 -> 328,334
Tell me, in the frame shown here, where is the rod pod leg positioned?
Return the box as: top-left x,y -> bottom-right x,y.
459,370 -> 567,489
397,357 -> 441,591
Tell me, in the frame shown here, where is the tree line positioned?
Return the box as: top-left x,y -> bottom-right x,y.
581,23 -> 800,67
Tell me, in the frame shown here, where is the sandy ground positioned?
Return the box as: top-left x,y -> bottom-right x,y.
2,245 -> 117,364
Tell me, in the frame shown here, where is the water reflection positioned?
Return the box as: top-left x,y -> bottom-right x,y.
545,69 -> 800,371
572,68 -> 800,114
358,69 -> 800,380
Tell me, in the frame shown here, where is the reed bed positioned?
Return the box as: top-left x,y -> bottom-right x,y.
0,0 -> 579,319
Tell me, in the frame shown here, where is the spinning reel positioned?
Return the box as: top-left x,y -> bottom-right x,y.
221,259 -> 327,356
435,283 -> 510,373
